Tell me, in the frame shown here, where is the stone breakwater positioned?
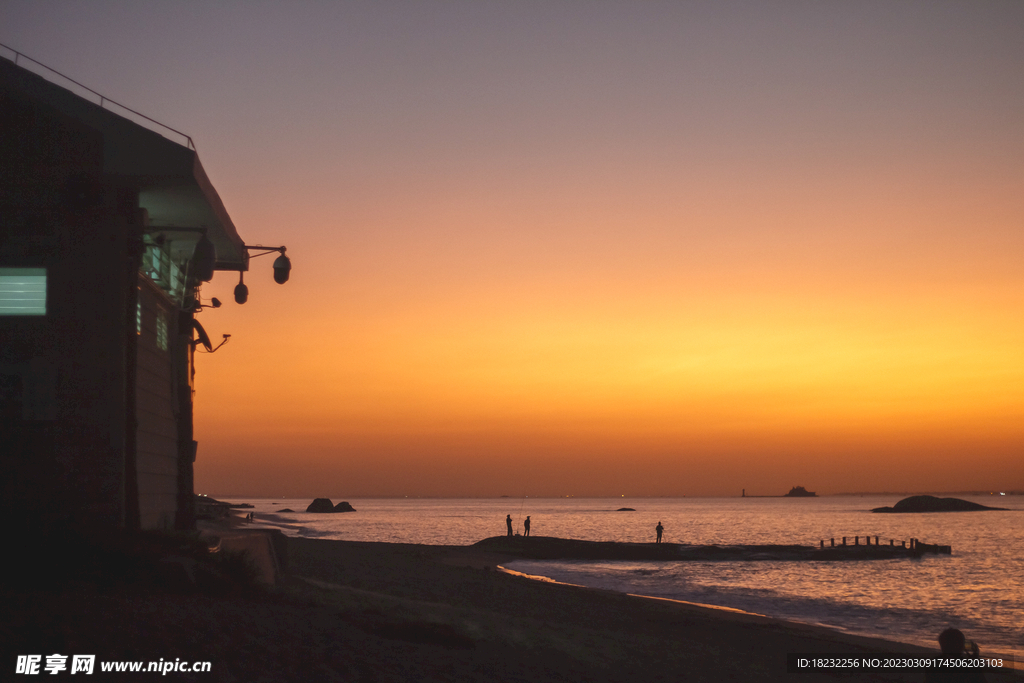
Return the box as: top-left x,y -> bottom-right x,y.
473,536 -> 951,561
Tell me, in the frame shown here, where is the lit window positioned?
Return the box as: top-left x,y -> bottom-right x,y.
156,312 -> 168,351
0,268 -> 47,315
141,240 -> 185,301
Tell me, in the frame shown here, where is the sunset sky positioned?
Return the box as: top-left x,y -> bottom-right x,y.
4,1 -> 1022,497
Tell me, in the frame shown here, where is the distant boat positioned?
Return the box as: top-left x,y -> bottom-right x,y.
784,486 -> 817,497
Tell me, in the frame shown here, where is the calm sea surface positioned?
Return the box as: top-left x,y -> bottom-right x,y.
228,495 -> 1023,662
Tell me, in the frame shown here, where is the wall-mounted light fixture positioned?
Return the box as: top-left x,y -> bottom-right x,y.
234,272 -> 248,304
273,251 -> 292,284
239,245 -> 291,303
192,297 -> 222,313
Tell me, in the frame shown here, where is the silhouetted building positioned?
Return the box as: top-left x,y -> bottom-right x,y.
1,56 -> 263,534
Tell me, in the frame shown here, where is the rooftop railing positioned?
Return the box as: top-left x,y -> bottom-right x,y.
1,42 -> 196,151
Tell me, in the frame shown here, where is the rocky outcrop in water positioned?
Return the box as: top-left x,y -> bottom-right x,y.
306,498 -> 357,513
306,498 -> 334,512
871,495 -> 1007,513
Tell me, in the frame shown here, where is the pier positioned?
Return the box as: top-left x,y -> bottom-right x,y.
814,536 -> 951,560
474,536 -> 952,561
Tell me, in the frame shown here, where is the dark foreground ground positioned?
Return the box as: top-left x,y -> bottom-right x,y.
1,529 -> 1018,682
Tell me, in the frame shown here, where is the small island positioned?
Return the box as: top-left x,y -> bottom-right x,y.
783,486 -> 817,498
872,495 -> 1008,513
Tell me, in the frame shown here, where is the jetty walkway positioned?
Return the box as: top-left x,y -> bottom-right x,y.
473,536 -> 951,561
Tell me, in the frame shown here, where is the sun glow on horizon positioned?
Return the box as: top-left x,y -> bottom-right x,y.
195,272 -> 1023,445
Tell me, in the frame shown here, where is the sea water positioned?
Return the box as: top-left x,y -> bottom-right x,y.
229,495 -> 1023,662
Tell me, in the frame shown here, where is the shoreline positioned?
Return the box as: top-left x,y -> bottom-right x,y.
496,548 -> 1022,669
496,557 -> 940,656
232,506 -> 1021,671
5,524 -> 1017,681
285,536 -> 1021,681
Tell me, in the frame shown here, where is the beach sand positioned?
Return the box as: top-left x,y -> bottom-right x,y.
2,530 -> 1017,682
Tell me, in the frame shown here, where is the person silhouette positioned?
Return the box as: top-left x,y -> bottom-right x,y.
924,628 -> 987,683
523,516 -> 531,537
506,514 -> 513,537
656,521 -> 664,544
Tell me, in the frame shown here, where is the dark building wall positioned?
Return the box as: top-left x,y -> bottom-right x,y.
174,311 -> 196,531
1,87 -> 132,533
135,276 -> 179,529
1,62 -> 223,534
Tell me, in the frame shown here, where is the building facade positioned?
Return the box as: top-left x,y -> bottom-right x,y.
1,56 -> 254,534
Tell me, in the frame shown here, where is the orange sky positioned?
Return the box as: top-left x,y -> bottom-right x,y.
5,2 -> 1022,496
